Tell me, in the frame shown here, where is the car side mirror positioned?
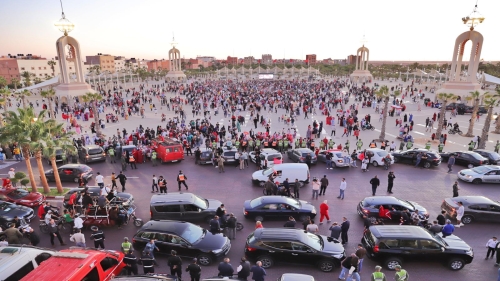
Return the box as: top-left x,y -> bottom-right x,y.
441,247 -> 445,252
306,249 -> 313,253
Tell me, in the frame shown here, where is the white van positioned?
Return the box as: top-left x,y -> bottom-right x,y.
0,245 -> 55,281
252,163 -> 310,187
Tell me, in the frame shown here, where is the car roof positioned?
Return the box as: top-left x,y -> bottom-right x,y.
0,246 -> 55,267
150,192 -> 199,205
369,225 -> 434,239
261,148 -> 280,154
138,220 -> 193,233
83,145 -> 101,149
253,228 -> 308,243
253,196 -> 295,205
362,196 -> 402,205
280,273 -> 315,281
59,164 -> 89,169
445,196 -> 497,206
296,148 -> 313,152
474,149 -> 493,154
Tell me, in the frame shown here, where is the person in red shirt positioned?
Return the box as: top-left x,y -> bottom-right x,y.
319,200 -> 331,224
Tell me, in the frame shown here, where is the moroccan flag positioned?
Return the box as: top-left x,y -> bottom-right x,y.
273,59 -> 277,63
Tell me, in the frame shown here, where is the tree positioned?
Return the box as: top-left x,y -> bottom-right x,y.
0,77 -> 7,88
47,60 -> 57,77
40,88 -> 56,120
478,96 -> 499,149
81,92 -> 104,137
465,91 -> 486,137
375,86 -> 400,141
494,89 -> 500,134
0,108 -> 49,192
435,93 -> 458,140
21,71 -> 34,87
10,78 -> 21,91
33,77 -> 42,85
15,89 -> 31,109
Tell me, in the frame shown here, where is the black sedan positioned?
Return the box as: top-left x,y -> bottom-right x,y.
391,148 -> 441,168
0,200 -> 35,229
45,164 -> 93,183
441,196 -> 500,224
132,220 -> 231,266
244,196 -> 317,222
287,148 -> 317,164
357,196 -> 429,222
440,151 -> 489,168
63,187 -> 134,208
474,149 -> 500,165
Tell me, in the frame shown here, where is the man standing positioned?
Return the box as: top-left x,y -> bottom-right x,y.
237,257 -> 251,280
370,175 -> 380,196
151,175 -> 159,193
387,171 -> 395,194
90,226 -> 105,249
394,265 -> 409,281
250,261 -> 267,281
70,228 -> 86,247
177,170 -> 188,191
340,217 -> 350,245
293,179 -> 300,198
242,151 -> 249,167
338,178 -> 347,200
452,181 -> 460,197
0,223 -> 23,244
319,175 -> 329,196
194,147 -> 201,165
371,265 -> 387,281
226,213 -> 237,240
186,258 -> 201,281
158,176 -> 167,193
140,251 -> 155,274
326,152 -> 333,169
124,250 -> 138,276
356,244 -> 367,272
116,171 -> 127,192
168,250 -> 183,280
447,155 -> 455,173
218,258 -> 234,277
111,172 -> 117,190
329,222 -> 341,240
217,156 -> 225,173
95,172 -> 104,189
121,237 -> 132,253
456,201 -> 465,227
49,218 -> 66,247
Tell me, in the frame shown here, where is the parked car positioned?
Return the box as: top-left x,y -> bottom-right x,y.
474,149 -> 500,165
244,228 -> 345,272
44,164 -> 93,183
358,148 -> 394,167
0,188 -> 45,207
78,145 -> 106,163
244,196 -> 317,222
439,151 -> 489,168
441,196 -> 500,224
249,148 -> 282,168
221,147 -> 239,166
149,192 -> 222,222
317,149 -> 350,167
0,245 -> 54,281
198,147 -> 214,165
152,139 -> 185,163
0,200 -> 35,228
457,165 -> 500,184
42,147 -> 64,165
362,225 -> 473,270
357,196 -> 429,222
132,220 -> 231,266
63,187 -> 134,208
391,148 -> 441,168
278,274 -> 315,281
251,164 -> 310,187
287,148 -> 317,164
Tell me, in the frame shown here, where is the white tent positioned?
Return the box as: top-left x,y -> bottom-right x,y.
15,76 -> 60,92
482,73 -> 500,86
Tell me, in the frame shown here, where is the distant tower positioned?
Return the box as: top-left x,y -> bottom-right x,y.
165,36 -> 187,81
350,36 -> 373,83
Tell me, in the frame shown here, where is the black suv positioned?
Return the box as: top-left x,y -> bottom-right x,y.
362,225 -> 473,271
132,220 -> 230,266
440,151 -> 489,168
0,200 -> 35,229
392,148 -> 441,168
441,196 -> 500,224
150,193 -> 222,222
244,228 -> 345,272
474,149 -> 500,165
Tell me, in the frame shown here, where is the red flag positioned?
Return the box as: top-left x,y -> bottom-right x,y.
273,59 -> 277,63
258,59 -> 261,63
290,59 -> 294,63
305,59 -> 309,63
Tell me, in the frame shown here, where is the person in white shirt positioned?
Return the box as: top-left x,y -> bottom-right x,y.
8,168 -> 16,187
95,172 -> 104,189
389,141 -> 397,152
456,201 -> 465,227
486,237 -> 498,259
338,178 -> 347,200
73,215 -> 84,231
70,228 -> 86,247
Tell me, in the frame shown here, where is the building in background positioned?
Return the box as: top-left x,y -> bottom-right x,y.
305,54 -> 317,65
147,59 -> 170,71
347,55 -> 359,65
0,57 -> 21,84
85,53 -> 116,73
114,56 -> 127,72
333,59 -> 347,65
226,56 -> 238,65
196,56 -> 215,63
262,54 -> 272,65
244,56 -> 255,65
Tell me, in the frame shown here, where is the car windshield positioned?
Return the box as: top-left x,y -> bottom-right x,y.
262,168 -> 275,176
305,232 -> 323,251
0,202 -> 13,212
468,152 -> 484,159
8,189 -> 29,199
181,225 -> 205,244
193,194 -> 208,209
302,152 -> 314,157
490,152 -> 500,159
471,166 -> 492,174
88,148 -> 103,155
284,197 -> 301,209
397,199 -> 414,210
249,198 -> 262,208
224,151 -> 236,157
376,151 -> 389,157
431,233 -> 448,247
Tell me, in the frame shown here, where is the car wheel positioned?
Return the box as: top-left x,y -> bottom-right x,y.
134,219 -> 144,227
393,157 -> 399,163
472,178 -> 482,184
385,257 -> 402,270
461,215 -> 473,224
372,161 -> 379,167
331,161 -> 337,167
318,259 -> 335,272
424,162 -> 431,169
257,255 -> 274,268
74,178 -> 79,183
255,216 -> 264,222
448,258 -> 465,270
197,254 -> 212,266
467,164 -> 474,169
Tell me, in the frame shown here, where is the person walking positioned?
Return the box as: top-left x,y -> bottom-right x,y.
48,218 -> 66,247
319,175 -> 329,196
116,171 -> 127,192
447,155 -> 455,173
394,265 -> 409,281
355,244 -> 367,272
90,226 -> 105,249
186,258 -> 202,281
371,265 -> 387,281
69,228 -> 86,247
452,181 -> 460,197
158,176 -> 167,193
338,253 -> 357,280
387,171 -> 395,194
456,201 -> 465,227
177,170 -> 188,191
124,250 -> 139,276
340,217 -> 350,245
111,172 -> 118,189
250,261 -> 267,281
237,257 -> 251,280
140,251 -> 155,274
311,178 -> 320,200
144,239 -> 159,264
168,250 -> 183,280
319,200 -> 331,225
293,179 -> 300,198
217,156 -> 225,173
486,237 -> 498,260
370,175 -> 380,196
151,175 -> 159,193
338,178 -> 347,200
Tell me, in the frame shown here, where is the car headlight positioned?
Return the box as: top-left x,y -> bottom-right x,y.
311,208 -> 317,214
333,254 -> 344,259
466,249 -> 473,256
465,175 -> 472,179
212,249 -> 223,254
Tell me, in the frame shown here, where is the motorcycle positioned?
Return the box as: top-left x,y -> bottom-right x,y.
448,128 -> 462,135
361,124 -> 375,131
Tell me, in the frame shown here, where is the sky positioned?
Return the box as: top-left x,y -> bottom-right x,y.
1,0 -> 499,62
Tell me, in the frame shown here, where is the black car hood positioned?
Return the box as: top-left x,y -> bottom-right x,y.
321,235 -> 345,255
195,230 -> 228,251
438,234 -> 472,251
2,205 -> 33,219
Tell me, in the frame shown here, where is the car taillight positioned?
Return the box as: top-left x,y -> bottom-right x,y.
150,211 -> 152,218
300,157 -> 304,160
246,246 -> 257,252
132,238 -> 136,243
244,211 -> 248,215
86,155 -> 89,158
373,245 -> 379,253
479,161 -> 482,164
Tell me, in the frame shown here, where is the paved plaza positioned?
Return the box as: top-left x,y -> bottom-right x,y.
3,77 -> 500,280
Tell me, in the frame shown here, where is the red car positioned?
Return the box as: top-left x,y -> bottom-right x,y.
0,187 -> 45,207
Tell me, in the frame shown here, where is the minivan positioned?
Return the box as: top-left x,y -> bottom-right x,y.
252,163 -> 310,187
0,246 -> 54,281
78,145 -> 106,163
150,192 -> 222,222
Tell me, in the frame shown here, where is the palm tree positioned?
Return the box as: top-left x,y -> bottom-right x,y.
0,97 -> 5,127
15,89 -> 31,109
40,88 -> 56,120
435,93 -> 458,140
21,71 -> 34,87
81,92 -> 104,137
47,60 -> 57,77
33,77 -> 42,85
10,78 -> 21,91
0,77 -> 7,88
375,86 -> 400,141
465,91 -> 487,137
494,89 -> 500,134
478,96 -> 499,149
0,108 -> 49,192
